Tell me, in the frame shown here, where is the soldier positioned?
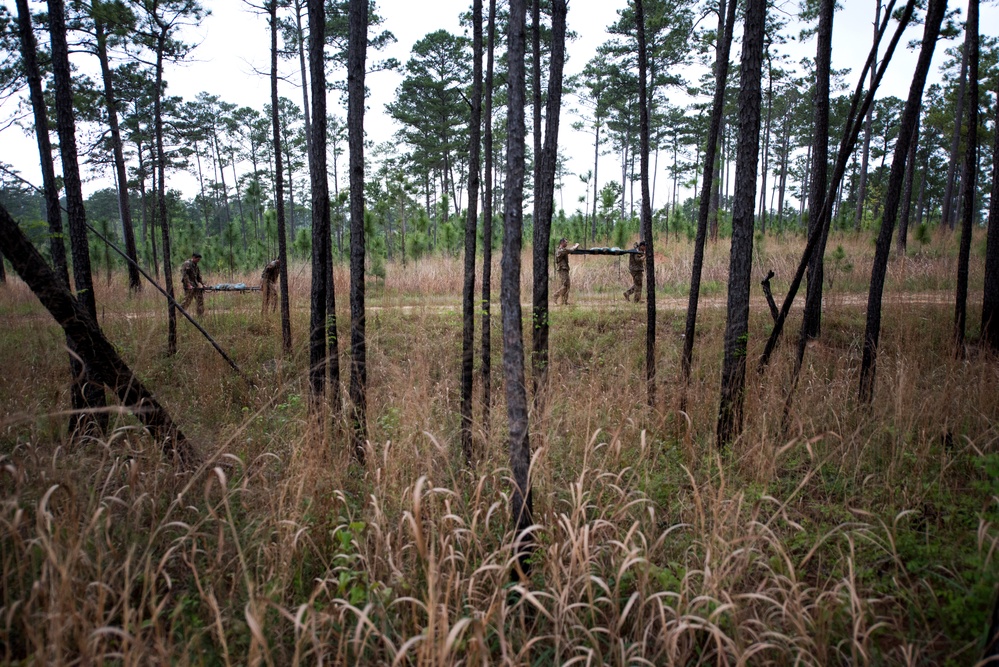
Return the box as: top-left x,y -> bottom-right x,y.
552,237 -> 577,305
260,259 -> 280,315
624,240 -> 647,302
179,252 -> 206,316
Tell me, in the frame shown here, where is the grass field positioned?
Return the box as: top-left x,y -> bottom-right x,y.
1,229 -> 997,665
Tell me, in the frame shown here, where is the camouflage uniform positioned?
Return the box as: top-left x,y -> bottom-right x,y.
261,260 -> 280,314
552,244 -> 571,305
624,245 -> 645,302
179,258 -> 205,316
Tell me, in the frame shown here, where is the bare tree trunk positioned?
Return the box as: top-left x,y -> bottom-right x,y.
295,0 -> 312,157
758,65 -> 773,233
634,0 -> 657,406
95,18 -> 140,291
954,0 -> 979,355
531,0 -> 567,411
17,0 -> 88,430
717,0 -> 765,447
347,0 -> 368,460
982,89 -> 999,352
801,0 -> 833,346
858,0 -> 946,403
308,0 -> 330,415
942,43 -> 969,231
502,0 -> 531,578
481,0 -> 496,437
897,116 -> 920,256
270,0 -> 293,354
854,1 -> 881,231
681,0 -> 736,397
151,29 -> 179,357
49,0 -> 109,432
462,0 -> 484,465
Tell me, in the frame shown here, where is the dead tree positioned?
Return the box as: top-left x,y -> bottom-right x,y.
0,203 -> 192,464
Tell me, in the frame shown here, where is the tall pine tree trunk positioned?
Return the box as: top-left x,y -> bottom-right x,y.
347,0 -> 368,460
854,0 -> 881,231
502,0 -> 531,577
270,0 -> 293,353
858,0 -> 946,402
681,0 -> 737,396
17,0 -> 87,431
636,0 -> 656,407
954,0 -> 979,355
942,43 -> 969,231
480,0 -> 496,436
717,0 -> 765,447
48,0 -> 108,432
982,89 -> 999,352
95,18 -> 140,291
531,0 -> 567,410
897,116 -> 920,256
153,30 -> 178,356
461,0 -> 484,465
802,0 -> 833,344
308,0 -> 330,415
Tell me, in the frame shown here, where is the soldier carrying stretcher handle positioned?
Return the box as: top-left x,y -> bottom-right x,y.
624,240 -> 647,303
179,252 -> 206,316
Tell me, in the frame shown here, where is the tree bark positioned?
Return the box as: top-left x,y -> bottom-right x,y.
531,0 -> 567,410
0,203 -> 192,464
294,0 -> 313,158
481,0 -> 496,437
461,0 -> 483,465
942,43 -> 969,231
308,0 -> 330,415
270,0 -> 293,354
982,89 -> 999,352
502,0 -> 530,578
716,0 -> 766,447
953,0 -> 979,355
347,0 -> 368,460
681,0 -> 737,398
49,0 -> 109,431
802,0 -> 834,342
896,116 -> 920,256
94,17 -> 141,291
857,0 -> 946,403
854,0 -> 881,231
635,0 -> 656,407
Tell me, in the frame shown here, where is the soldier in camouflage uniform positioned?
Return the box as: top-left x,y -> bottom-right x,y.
179,252 -> 206,316
552,238 -> 574,305
623,240 -> 647,302
260,259 -> 280,315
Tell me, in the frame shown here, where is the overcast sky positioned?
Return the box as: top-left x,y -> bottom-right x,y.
1,0 -> 994,216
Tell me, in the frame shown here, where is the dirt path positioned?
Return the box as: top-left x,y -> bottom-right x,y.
1,289 -> 966,325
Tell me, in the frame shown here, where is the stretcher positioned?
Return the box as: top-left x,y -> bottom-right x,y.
569,246 -> 641,255
201,283 -> 262,292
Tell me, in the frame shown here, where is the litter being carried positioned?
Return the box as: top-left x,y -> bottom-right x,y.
207,283 -> 261,292
569,246 -> 640,255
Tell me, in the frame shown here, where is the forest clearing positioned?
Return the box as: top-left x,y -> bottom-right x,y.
2,232 -> 998,664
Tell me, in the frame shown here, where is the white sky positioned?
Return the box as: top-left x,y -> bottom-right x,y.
1,0 -> 994,216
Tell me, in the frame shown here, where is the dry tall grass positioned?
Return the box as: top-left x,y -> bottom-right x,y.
1,231 -> 996,665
